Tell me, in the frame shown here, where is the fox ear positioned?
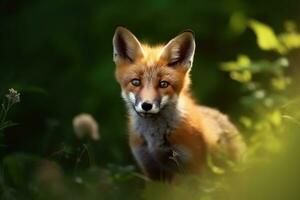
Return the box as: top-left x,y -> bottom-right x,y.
160,30 -> 195,69
113,27 -> 144,63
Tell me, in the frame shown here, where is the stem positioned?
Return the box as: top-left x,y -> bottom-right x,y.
0,121 -> 17,131
282,115 -> 300,126
83,144 -> 94,166
74,144 -> 89,174
0,103 -> 5,124
0,99 -> 11,124
132,172 -> 151,182
47,148 -> 67,159
0,98 -> 15,129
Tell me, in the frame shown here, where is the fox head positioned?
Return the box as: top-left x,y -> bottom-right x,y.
113,27 -> 195,117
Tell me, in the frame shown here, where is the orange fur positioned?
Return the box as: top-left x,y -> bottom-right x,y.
113,27 -> 246,181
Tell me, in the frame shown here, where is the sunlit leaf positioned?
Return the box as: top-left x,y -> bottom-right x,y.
237,55 -> 251,67
249,20 -> 286,54
221,55 -> 250,71
239,116 -> 252,128
278,32 -> 300,50
254,121 -> 271,132
207,154 -> 226,175
271,77 -> 290,90
269,110 -> 282,126
230,70 -> 252,82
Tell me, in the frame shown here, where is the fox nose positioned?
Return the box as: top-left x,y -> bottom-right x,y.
141,102 -> 153,111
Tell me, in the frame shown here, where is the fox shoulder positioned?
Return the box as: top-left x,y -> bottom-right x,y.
198,106 -> 246,161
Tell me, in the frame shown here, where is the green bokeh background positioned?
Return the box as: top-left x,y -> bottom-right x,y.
1,0 -> 300,168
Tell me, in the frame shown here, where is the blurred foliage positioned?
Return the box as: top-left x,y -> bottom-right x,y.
221,20 -> 299,163
139,19 -> 300,200
249,20 -> 300,54
0,89 -> 20,135
1,0 -> 300,199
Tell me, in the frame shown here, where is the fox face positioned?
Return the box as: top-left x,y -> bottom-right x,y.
113,27 -> 195,116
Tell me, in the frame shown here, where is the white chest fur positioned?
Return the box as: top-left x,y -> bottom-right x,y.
131,105 -> 182,152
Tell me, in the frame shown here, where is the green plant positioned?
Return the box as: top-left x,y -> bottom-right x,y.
0,89 -> 20,134
140,19 -> 300,200
221,20 -> 300,164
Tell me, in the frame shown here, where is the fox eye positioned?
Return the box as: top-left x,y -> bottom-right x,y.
159,81 -> 169,88
131,79 -> 141,86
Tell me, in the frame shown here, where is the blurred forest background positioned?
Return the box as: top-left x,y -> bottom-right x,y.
1,0 -> 300,199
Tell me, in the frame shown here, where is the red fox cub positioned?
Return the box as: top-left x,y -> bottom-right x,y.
113,27 -> 246,181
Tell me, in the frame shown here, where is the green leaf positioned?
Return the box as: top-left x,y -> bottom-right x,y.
239,116 -> 253,128
278,32 -> 300,50
249,20 -> 286,54
271,77 -> 291,90
2,153 -> 39,187
207,154 -> 226,175
230,70 -> 252,82
269,110 -> 282,126
221,55 -> 251,71
0,121 -> 18,131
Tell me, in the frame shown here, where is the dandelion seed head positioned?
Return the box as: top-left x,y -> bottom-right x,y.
73,113 -> 100,141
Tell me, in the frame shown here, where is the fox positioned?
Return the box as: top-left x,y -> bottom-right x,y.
112,27 -> 246,181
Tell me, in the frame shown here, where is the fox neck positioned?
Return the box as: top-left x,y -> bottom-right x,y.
129,98 -> 183,150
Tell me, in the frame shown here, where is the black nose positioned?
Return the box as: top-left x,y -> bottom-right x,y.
141,102 -> 153,111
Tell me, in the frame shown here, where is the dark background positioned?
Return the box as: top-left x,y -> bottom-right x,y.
1,0 -> 300,168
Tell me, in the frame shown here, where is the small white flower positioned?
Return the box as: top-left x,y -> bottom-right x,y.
73,113 -> 100,141
74,176 -> 83,184
264,98 -> 274,107
278,57 -> 289,67
5,88 -> 20,104
254,90 -> 265,99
